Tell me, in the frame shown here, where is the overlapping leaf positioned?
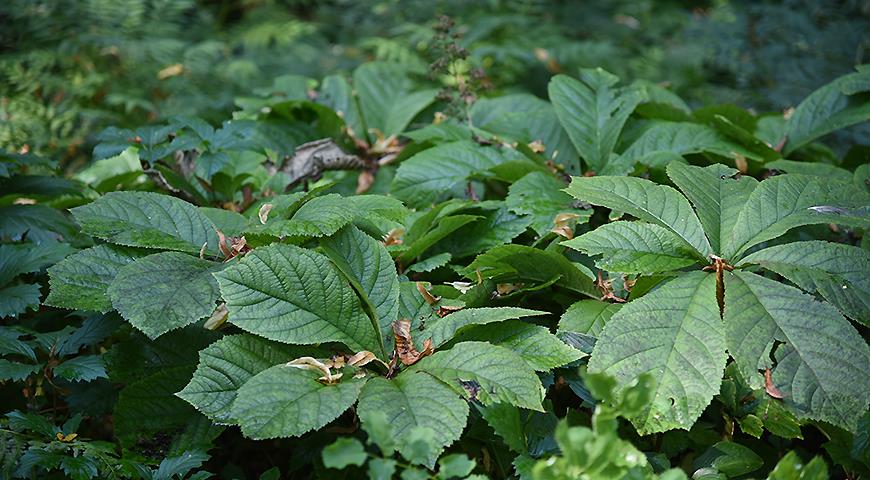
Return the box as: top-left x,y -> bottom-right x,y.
46,245 -> 145,312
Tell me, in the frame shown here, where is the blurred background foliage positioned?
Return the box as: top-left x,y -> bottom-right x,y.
2,0 -> 869,167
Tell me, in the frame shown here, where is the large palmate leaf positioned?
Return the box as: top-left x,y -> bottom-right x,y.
107,252 -> 223,339
418,307 -> 546,348
70,192 -> 219,254
214,244 -> 383,357
177,334 -> 301,424
358,372 -> 469,467
391,141 -> 522,207
321,225 -> 399,352
784,68 -> 870,155
471,94 -> 579,173
505,172 -> 586,236
588,272 -> 725,433
620,122 -> 763,168
229,364 -> 365,439
466,244 -> 597,297
563,221 -> 698,274
549,69 -> 644,173
740,241 -> 870,326
724,271 -> 870,430
666,163 -> 758,254
449,320 -> 584,371
46,245 -> 145,312
566,176 -> 713,259
725,175 -> 870,260
410,341 -> 544,411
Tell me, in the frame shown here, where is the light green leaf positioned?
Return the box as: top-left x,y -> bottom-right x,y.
563,221 -> 698,274
406,253 -> 452,273
588,272 -> 725,433
784,68 -> 870,154
252,194 -> 356,239
177,334 -> 300,424
322,438 -> 368,469
767,451 -> 829,480
449,320 -> 584,371
108,252 -> 222,339
420,307 -> 546,348
358,372 -> 469,466
692,441 -> 763,477
740,241 -> 870,326
565,176 -> 712,259
438,454 -> 476,479
410,341 -> 545,411
353,62 -> 419,138
505,172 -> 587,236
385,89 -> 438,136
724,271 -> 870,431
70,192 -> 218,254
467,244 -> 597,298
549,69 -> 644,172
558,300 -> 622,338
215,244 -> 382,356
725,175 -> 870,260
431,206 -> 532,259
46,245 -> 144,312
666,163 -> 758,254
230,364 -> 365,439
321,225 -> 399,353
392,141 -> 522,208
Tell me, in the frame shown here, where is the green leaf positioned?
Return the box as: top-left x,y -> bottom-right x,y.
449,320 -> 584,371
406,253 -> 452,273
153,451 -> 210,480
0,242 -> 75,287
784,68 -> 870,154
230,364 -> 365,439
666,163 -> 758,254
725,175 -> 870,260
565,176 -> 712,259
385,89 -> 439,136
0,327 -> 37,362
563,221 -> 699,274
215,244 -> 382,356
692,441 -> 763,477
621,122 -> 763,167
410,341 -> 544,411
438,454 -> 476,479
353,62 -> 432,138
767,452 -> 828,480
588,272 -> 725,433
321,225 -> 399,353
177,334 -> 300,424
431,205 -> 532,259
71,192 -> 219,254
549,69 -> 644,172
358,372 -> 469,466
766,159 -> 853,181
477,403 -> 526,453
420,307 -> 546,348
0,205 -> 79,244
505,172 -> 586,236
368,458 -> 398,480
252,194 -> 357,239
0,359 -> 40,381
724,271 -> 870,431
558,300 -> 622,337
467,244 -> 597,298
107,252 -> 222,339
322,438 -> 368,469
46,245 -> 144,312
392,141 -> 521,208
113,366 -> 199,446
740,241 -> 870,326
471,94 -> 579,173
398,214 -> 481,264
0,283 -> 41,318
53,355 -> 107,382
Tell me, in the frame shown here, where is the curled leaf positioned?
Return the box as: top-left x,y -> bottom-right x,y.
258,203 -> 273,224
203,303 -> 229,330
393,319 -> 434,366
416,282 -> 440,305
383,228 -> 404,246
764,367 -> 784,399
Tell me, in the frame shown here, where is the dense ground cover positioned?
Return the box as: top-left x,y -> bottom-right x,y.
1,1 -> 869,479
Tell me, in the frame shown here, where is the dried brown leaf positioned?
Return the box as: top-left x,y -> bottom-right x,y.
416,282 -> 440,305
393,319 -> 434,366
